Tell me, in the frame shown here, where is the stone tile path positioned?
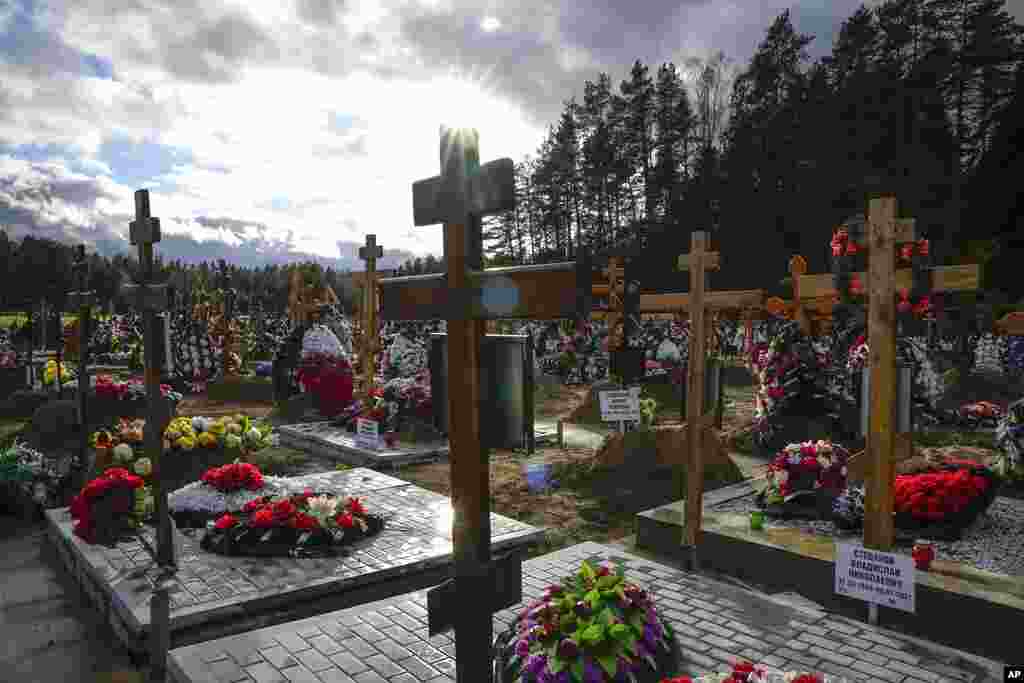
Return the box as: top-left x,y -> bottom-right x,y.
169,541 -> 1005,683
278,423 -> 450,467
45,469 -> 543,656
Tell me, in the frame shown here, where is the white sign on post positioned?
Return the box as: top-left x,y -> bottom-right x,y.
599,387 -> 641,423
835,541 -> 916,613
355,418 -> 381,450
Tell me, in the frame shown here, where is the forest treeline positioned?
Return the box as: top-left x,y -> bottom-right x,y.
2,0 -> 1023,312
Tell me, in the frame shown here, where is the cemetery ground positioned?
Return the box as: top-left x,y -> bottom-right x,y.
0,374 -> 1018,682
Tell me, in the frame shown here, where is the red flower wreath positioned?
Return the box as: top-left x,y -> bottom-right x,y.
201,462 -> 264,492
69,468 -> 145,543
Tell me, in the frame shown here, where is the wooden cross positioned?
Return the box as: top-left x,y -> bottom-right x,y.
405,127 -> 519,683
356,234 -> 384,399
121,189 -> 176,683
69,245 -> 95,464
676,231 -> 720,554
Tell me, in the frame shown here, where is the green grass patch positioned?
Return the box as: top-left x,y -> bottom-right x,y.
913,430 -> 996,450
0,419 -> 26,448
244,446 -> 309,476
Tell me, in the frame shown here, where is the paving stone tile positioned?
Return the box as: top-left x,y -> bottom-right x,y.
364,653 -> 405,678
328,652 -> 369,676
372,638 -> 412,662
696,621 -> 735,640
396,656 -> 441,681
314,670 -> 356,683
799,632 -> 845,651
276,633 -> 312,654
259,647 -> 298,670
674,634 -> 712,653
351,672 -> 389,683
856,630 -> 908,649
279,665 -> 321,683
340,637 -> 378,658
305,635 -> 344,657
849,658 -> 906,683
702,634 -> 740,651
871,643 -> 921,665
294,647 -> 334,673
245,662 -> 286,683
379,625 -> 420,646
789,620 -> 830,637
808,646 -> 855,667
839,646 -> 889,667
404,642 -> 448,664
886,660 -> 940,681
206,658 -> 248,683
429,659 -> 457,678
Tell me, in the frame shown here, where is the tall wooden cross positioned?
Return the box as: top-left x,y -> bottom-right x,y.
69,245 -> 94,468
677,231 -> 719,554
121,190 -> 176,683
355,234 -> 384,399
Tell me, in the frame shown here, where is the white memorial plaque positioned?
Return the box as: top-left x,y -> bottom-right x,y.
599,387 -> 641,423
835,541 -> 915,613
355,417 -> 381,450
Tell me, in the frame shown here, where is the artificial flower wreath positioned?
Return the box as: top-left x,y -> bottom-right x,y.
661,661 -> 823,682
200,490 -> 384,557
69,468 -> 146,545
494,560 -> 679,683
759,440 -> 851,509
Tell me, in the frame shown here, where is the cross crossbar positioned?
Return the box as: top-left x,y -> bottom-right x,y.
413,157 -> 516,226
378,262 -> 578,321
795,265 -> 981,300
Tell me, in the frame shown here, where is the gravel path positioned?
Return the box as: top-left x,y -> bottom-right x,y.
712,493 -> 1024,577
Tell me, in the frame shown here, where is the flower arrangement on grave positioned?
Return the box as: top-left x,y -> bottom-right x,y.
163,415 -> 274,454
749,320 -> 825,447
93,374 -> 182,402
42,359 -> 75,386
661,662 -> 824,683
893,460 -> 999,529
336,370 -> 435,444
493,560 -> 680,683
956,401 -> 1003,429
172,321 -> 219,384
846,335 -> 869,374
296,351 -> 354,417
757,441 -> 851,513
0,349 -> 19,368
385,330 -> 427,379
69,467 -> 147,545
995,398 -> 1024,481
200,490 -> 384,557
1006,337 -> 1024,376
0,439 -> 76,507
168,460 -> 292,525
832,483 -> 867,530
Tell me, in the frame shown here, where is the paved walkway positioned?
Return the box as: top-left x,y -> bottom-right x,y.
170,541 -> 1005,683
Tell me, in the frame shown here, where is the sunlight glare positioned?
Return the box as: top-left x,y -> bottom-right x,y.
481,16 -> 501,32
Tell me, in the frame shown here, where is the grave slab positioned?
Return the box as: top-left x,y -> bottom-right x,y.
278,422 -> 450,467
45,469 -> 542,657
636,494 -> 1024,666
168,541 -> 1003,683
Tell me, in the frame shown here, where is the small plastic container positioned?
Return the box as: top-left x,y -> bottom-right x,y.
750,510 -> 765,531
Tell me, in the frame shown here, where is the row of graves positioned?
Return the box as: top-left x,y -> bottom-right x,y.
2,129 -> 1016,683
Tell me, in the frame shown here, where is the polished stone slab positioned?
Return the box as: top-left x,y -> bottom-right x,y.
278,422 -> 450,468
46,468 -> 542,655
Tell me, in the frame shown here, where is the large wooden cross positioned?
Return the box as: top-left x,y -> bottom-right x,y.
677,232 -> 719,553
400,127 -> 523,683
354,234 -> 384,399
121,190 -> 176,683
69,245 -> 94,469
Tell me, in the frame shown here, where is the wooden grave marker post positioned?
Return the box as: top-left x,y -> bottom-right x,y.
69,245 -> 94,469
379,126 -> 593,682
121,190 -> 176,682
355,234 -> 384,400
677,231 -> 718,557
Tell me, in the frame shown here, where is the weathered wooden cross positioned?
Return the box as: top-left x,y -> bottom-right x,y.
353,234 -> 384,399
121,190 -> 176,683
69,245 -> 95,466
379,127 -> 590,682
784,199 -> 981,550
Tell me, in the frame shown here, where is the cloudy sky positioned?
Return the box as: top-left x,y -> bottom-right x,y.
2,0 -> 1022,271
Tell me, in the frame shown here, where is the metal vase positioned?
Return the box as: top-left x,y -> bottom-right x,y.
859,363 -> 914,437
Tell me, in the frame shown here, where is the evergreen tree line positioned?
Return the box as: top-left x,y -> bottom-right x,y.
483,0 -> 1024,302
3,0 -> 1023,311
